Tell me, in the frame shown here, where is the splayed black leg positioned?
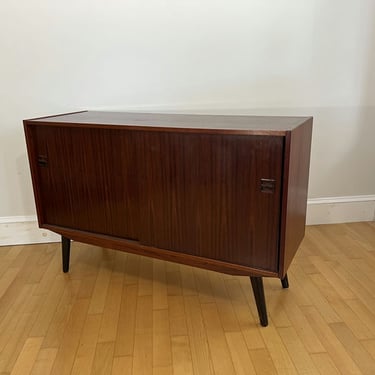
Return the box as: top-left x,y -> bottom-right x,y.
250,276 -> 268,327
281,273 -> 289,288
62,236 -> 71,273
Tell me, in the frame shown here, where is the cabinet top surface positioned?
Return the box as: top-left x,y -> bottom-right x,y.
26,111 -> 312,135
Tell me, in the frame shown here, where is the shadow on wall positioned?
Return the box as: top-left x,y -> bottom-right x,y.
309,107 -> 375,199
325,8 -> 375,200
16,152 -> 36,217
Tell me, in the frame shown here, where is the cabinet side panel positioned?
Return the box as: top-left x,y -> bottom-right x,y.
23,122 -> 46,226
280,119 -> 313,276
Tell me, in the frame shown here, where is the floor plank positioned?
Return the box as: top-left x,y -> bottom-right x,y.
0,222 -> 374,374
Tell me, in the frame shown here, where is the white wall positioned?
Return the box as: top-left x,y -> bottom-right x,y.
1,0 -> 375,219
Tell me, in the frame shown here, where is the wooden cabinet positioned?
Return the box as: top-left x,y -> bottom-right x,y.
24,111 -> 313,326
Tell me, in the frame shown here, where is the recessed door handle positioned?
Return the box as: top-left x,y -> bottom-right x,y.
37,155 -> 48,167
260,178 -> 276,193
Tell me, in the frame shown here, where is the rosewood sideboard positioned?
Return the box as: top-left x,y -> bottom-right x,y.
24,111 -> 313,326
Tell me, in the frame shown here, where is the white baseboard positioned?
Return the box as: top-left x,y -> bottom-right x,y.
0,216 -> 60,246
1,195 -> 374,246
306,195 -> 375,225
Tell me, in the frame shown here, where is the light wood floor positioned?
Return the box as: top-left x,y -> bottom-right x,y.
0,222 -> 374,375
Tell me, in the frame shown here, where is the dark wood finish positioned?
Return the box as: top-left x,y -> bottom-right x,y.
24,111 -> 313,326
62,236 -> 70,273
46,224 -> 279,277
281,273 -> 289,289
279,118 -> 313,277
140,132 -> 283,271
28,111 -> 311,135
29,125 -> 141,240
250,277 -> 268,327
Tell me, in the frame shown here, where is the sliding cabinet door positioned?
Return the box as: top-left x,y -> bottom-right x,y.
30,125 -> 140,240
139,132 -> 284,272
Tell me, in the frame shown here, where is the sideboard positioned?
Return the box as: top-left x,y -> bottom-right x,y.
24,111 -> 313,326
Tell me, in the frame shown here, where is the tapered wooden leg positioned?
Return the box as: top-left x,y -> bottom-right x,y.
250,276 -> 268,327
62,236 -> 71,273
281,273 -> 289,288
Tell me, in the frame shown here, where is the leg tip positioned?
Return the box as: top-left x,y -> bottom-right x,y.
260,317 -> 268,326
281,274 -> 289,289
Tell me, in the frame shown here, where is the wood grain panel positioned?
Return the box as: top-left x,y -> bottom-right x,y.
139,132 -> 283,272
29,125 -> 141,240
279,119 -> 313,277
